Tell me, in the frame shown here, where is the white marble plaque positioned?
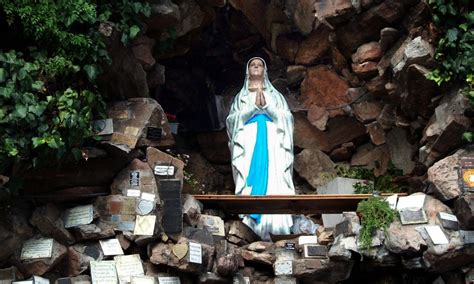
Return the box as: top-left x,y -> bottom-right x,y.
12,281 -> 33,284
133,215 -> 156,235
64,205 -> 94,228
425,225 -> 449,245
114,254 -> 144,283
158,277 -> 181,284
397,194 -> 425,210
188,242 -> 202,264
32,276 -> 49,284
126,189 -> 141,197
154,165 -> 175,176
90,260 -> 118,284
20,238 -> 53,260
438,212 -> 458,222
131,276 -> 155,284
136,200 -> 155,215
141,192 -> 156,201
298,235 -> 318,245
274,260 -> 292,276
99,239 -> 124,256
385,194 -> 398,210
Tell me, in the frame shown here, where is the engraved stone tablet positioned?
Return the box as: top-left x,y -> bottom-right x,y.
146,127 -> 162,140
114,254 -> 144,283
438,212 -> 459,230
20,238 -> 53,260
136,199 -> 155,215
129,171 -> 140,187
303,244 -> 328,258
124,126 -> 140,136
64,205 -> 94,228
158,277 -> 181,284
154,165 -> 175,177
92,118 -> 114,136
425,225 -> 449,245
133,215 -> 156,236
199,215 -> 225,236
159,179 -> 182,234
131,276 -> 156,284
90,260 -> 118,284
399,208 -> 428,225
127,189 -> 141,197
274,260 -> 292,276
188,242 -> 202,264
99,239 -> 124,256
298,235 -> 318,245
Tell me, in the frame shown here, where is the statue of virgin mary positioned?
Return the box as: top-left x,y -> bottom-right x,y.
226,57 -> 295,240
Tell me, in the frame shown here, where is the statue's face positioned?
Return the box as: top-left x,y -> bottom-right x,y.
248,59 -> 264,79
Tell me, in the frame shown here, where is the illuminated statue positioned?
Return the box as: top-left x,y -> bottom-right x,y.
226,57 -> 295,240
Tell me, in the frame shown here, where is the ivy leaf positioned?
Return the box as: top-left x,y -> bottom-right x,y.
31,80 -> 44,91
129,25 -> 140,40
84,64 -> 99,81
15,104 -> 27,118
446,28 -> 458,42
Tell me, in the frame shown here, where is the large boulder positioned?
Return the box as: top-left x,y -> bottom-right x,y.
294,149 -> 335,189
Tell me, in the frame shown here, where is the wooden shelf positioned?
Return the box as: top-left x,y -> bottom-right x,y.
193,194 -> 405,214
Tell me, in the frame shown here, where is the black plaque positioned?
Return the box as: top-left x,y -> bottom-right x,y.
146,127 -> 162,140
399,208 -> 428,225
284,242 -> 296,250
159,179 -> 183,234
57,278 -> 72,284
437,212 -> 459,230
304,244 -> 328,258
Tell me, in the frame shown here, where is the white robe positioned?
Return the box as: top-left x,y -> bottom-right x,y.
226,73 -> 295,240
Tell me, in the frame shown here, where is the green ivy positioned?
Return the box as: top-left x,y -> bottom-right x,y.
357,197 -> 397,250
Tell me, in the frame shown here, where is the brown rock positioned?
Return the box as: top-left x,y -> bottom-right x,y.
30,204 -> 75,245
131,36 -> 155,71
215,240 -> 242,277
174,0 -> 205,37
317,226 -> 334,245
352,100 -> 383,123
351,61 -> 378,79
423,244 -> 474,273
295,26 -> 331,65
300,65 -> 350,115
401,64 -> 437,119
276,35 -> 299,62
293,113 -> 331,152
386,128 -> 415,174
196,131 -> 231,164
229,0 -> 272,42
366,76 -> 387,96
391,36 -> 435,77
366,122 -> 385,146
66,244 -> 103,277
402,2 -> 430,31
286,66 -> 307,86
292,259 -> 353,282
14,238 -> 67,276
183,194 -> 203,227
329,142 -> 356,162
377,104 -> 397,129
226,220 -> 260,246
241,250 -> 274,266
147,63 -> 165,89
326,116 -> 368,150
146,147 -> 185,180
351,42 -> 382,63
379,27 -> 400,51
385,221 -> 426,254
111,158 -> 158,196
454,194 -> 474,230
147,0 -> 180,32
184,152 -> 224,193
294,149 -> 336,189
72,220 -> 115,241
331,47 -> 348,73
351,143 -> 390,176
314,0 -> 356,25
294,0 -> 317,35
307,105 -> 329,131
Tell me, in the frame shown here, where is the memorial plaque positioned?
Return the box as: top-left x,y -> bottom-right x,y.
110,133 -> 138,149
159,179 -> 182,234
64,205 -> 94,228
92,119 -> 114,136
438,212 -> 459,230
274,277 -> 297,284
141,192 -> 156,202
12,281 -> 33,284
114,254 -> 144,283
303,244 -> 328,258
133,215 -> 156,236
385,194 -> 398,210
126,189 -> 141,197
425,225 -> 449,245
284,242 -> 296,250
397,194 -> 425,210
131,276 -> 156,284
146,127 -> 162,140
154,165 -> 175,177
90,260 -> 118,284
298,235 -> 318,245
460,230 -> 474,244
124,126 -> 140,137
274,260 -> 292,276
136,199 -> 155,215
56,278 -> 72,284
21,238 -> 54,260
158,277 -> 181,284
199,215 -> 225,236
129,171 -> 140,187
399,208 -> 428,225
232,276 -> 250,284
31,276 -> 49,284
188,242 -> 202,264
460,156 -> 474,192
99,239 -> 124,256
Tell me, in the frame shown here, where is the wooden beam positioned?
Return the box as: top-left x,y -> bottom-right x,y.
193,194 -> 405,214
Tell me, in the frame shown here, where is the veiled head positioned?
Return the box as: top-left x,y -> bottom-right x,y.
248,58 -> 265,79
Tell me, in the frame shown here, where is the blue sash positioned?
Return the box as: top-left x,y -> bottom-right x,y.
245,113 -> 273,224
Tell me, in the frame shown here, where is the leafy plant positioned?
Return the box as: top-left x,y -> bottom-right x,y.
357,197 -> 397,250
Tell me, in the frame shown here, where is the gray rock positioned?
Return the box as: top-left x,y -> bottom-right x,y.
385,221 -> 426,254
294,149 -> 335,189
379,27 -> 400,51
391,36 -> 434,77
427,150 -> 467,201
292,258 -> 353,283
454,194 -> 474,229
66,244 -> 103,277
226,221 -> 260,246
72,220 -> 115,241
386,128 -> 416,174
